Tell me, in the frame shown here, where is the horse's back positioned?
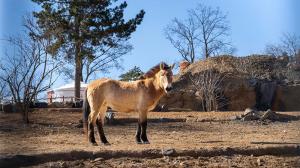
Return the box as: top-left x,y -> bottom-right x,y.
87,78 -> 110,90
86,78 -> 144,112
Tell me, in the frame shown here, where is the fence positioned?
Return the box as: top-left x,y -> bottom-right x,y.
0,96 -> 84,105
47,96 -> 84,104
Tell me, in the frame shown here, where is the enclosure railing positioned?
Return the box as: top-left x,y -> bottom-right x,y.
1,96 -> 85,104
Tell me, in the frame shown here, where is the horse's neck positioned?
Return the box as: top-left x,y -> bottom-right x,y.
144,76 -> 165,97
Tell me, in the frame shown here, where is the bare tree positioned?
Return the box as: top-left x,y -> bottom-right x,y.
265,33 -> 300,80
265,33 -> 300,58
189,68 -> 226,111
58,42 -> 131,83
82,40 -> 131,83
165,17 -> 200,63
0,80 -> 9,105
0,18 -> 62,123
58,38 -> 132,83
165,4 -> 234,62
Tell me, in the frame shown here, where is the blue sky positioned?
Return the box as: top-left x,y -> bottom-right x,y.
0,0 -> 299,84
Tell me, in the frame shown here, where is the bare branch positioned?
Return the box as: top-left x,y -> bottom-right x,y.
165,4 -> 233,61
189,66 -> 227,111
0,16 -> 62,123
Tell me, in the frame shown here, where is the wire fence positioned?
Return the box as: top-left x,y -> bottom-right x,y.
0,96 -> 85,104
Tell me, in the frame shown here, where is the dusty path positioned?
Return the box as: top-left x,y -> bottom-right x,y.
0,110 -> 299,167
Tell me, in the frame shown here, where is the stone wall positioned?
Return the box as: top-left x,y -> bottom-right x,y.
158,56 -> 300,111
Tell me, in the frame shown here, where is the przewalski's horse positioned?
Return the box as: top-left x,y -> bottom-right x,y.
83,62 -> 175,146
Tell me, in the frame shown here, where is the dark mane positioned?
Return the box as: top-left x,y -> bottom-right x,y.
140,62 -> 170,79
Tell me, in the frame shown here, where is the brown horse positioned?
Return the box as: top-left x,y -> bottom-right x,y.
83,62 -> 174,145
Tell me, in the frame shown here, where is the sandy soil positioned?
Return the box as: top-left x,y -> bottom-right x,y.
31,155 -> 300,168
0,110 -> 299,167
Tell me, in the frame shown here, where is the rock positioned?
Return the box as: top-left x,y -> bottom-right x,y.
173,160 -> 179,165
179,61 -> 190,73
162,148 -> 175,156
94,157 -> 104,162
242,112 -> 260,121
224,78 -> 257,111
59,161 -> 67,168
257,158 -> 263,166
260,109 -> 275,120
163,156 -> 170,162
244,108 -> 256,115
179,161 -> 188,167
272,85 -> 300,111
257,81 -> 277,110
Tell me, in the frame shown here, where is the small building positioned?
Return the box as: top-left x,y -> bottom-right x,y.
47,82 -> 88,103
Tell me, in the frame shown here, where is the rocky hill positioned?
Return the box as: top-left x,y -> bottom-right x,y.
159,55 -> 300,111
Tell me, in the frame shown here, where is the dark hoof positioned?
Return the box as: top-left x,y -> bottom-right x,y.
142,141 -> 150,144
103,142 -> 111,146
136,141 -> 143,144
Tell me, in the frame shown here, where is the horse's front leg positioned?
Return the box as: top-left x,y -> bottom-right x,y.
135,122 -> 142,144
96,117 -> 110,145
140,120 -> 149,144
137,111 -> 149,144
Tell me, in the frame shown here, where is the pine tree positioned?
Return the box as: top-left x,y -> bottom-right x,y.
32,0 -> 145,100
119,66 -> 144,81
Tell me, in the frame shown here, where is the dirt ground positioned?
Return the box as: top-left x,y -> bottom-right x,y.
0,110 -> 299,167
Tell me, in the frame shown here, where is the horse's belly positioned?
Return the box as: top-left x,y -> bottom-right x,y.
107,101 -> 136,112
109,105 -> 135,113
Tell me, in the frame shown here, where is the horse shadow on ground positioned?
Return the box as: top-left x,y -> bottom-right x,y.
1,145 -> 299,168
251,141 -> 300,145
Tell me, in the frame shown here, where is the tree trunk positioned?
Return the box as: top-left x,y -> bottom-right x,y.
74,7 -> 82,101
18,103 -> 29,124
205,42 -> 209,59
75,51 -> 82,101
23,109 -> 29,124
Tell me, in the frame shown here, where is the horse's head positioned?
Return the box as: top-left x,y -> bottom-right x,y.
158,63 -> 175,93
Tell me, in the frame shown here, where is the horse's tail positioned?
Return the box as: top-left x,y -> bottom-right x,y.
82,89 -> 90,138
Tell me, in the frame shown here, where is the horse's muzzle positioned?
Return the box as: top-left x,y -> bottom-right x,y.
166,86 -> 173,92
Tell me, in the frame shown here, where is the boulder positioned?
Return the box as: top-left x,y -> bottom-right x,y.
272,85 -> 300,111
255,81 -> 277,110
223,78 -> 256,111
161,148 -> 175,156
239,109 -> 297,122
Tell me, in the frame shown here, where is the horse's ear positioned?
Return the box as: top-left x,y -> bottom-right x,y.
160,63 -> 164,70
170,63 -> 175,70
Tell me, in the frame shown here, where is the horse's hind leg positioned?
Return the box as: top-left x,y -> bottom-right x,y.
96,105 -> 110,145
88,118 -> 97,146
87,102 -> 100,146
